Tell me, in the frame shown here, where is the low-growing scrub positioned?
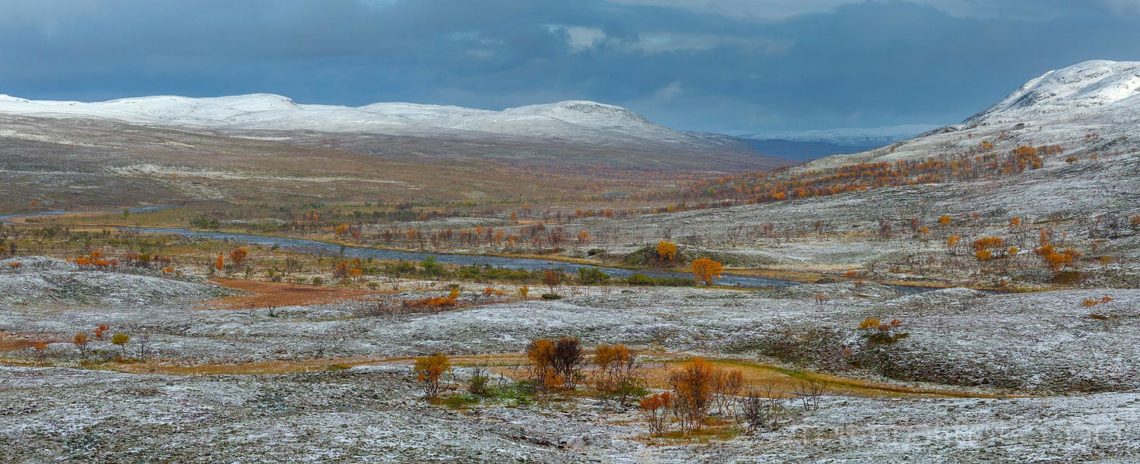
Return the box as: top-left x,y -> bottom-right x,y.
592,343 -> 647,408
403,288 -> 460,309
577,267 -> 610,285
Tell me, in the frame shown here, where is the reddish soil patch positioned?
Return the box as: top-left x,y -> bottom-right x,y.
0,333 -> 57,352
202,278 -> 384,310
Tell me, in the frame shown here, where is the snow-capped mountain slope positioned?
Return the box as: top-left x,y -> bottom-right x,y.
805,60 -> 1140,170
0,93 -> 719,147
966,60 -> 1140,124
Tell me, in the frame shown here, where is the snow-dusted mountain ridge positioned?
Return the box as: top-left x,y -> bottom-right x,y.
966,60 -> 1140,125
0,93 -> 713,146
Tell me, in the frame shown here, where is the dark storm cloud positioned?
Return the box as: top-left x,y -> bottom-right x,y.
0,0 -> 1137,132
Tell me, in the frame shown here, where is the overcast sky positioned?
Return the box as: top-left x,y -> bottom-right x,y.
1,0 -> 1138,133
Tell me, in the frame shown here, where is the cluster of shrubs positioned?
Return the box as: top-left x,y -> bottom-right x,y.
857,317 -> 909,346
413,338 -> 648,410
412,338 -> 829,439
26,324 -> 140,365
638,358 -> 823,436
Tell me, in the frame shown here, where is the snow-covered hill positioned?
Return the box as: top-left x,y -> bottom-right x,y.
966,60 -> 1140,125
0,93 -> 726,148
806,60 -> 1140,170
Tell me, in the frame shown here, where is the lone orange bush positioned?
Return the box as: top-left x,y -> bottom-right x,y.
229,248 -> 248,267
577,230 -> 591,246
593,344 -> 643,407
690,258 -> 723,286
413,353 -> 451,398
527,338 -> 559,388
73,332 -> 89,355
111,332 -> 130,359
542,269 -> 561,295
656,241 -> 678,264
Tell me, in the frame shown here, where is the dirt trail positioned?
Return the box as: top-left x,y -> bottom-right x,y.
200,278 -> 387,309
0,333 -> 59,352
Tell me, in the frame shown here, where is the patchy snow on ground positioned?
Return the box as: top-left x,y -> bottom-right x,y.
2,365 -> 1139,463
2,264 -> 1140,462
3,265 -> 1137,392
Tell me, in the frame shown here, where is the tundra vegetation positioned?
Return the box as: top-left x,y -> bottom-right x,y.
1,71 -> 1138,461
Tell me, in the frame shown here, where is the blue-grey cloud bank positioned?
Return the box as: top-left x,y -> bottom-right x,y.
1,0 -> 1138,133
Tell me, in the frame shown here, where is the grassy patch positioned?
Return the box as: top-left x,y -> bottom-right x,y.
433,380 -> 538,409
482,380 -> 538,407
439,393 -> 481,409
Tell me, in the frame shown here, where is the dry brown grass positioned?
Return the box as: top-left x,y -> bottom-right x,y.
1,114 -> 774,216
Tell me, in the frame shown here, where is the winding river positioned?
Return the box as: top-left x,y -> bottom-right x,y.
2,210 -> 933,292
131,227 -> 805,288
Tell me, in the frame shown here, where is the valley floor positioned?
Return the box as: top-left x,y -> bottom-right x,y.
2,259 -> 1139,462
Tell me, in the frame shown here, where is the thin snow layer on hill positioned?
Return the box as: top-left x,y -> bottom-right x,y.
877,288 -> 1140,391
0,264 -> 222,306
806,60 -> 1140,170
0,93 -> 714,146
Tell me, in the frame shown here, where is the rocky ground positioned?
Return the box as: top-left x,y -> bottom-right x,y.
2,262 -> 1140,462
